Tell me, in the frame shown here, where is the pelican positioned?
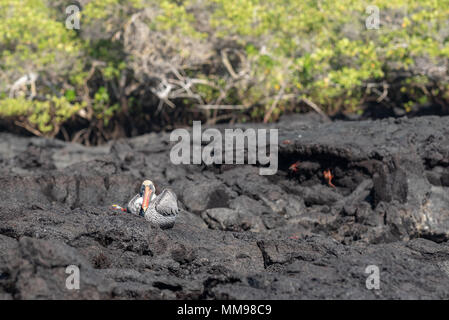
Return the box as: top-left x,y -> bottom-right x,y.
126,180 -> 179,229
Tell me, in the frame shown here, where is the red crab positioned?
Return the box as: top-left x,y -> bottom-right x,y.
289,161 -> 301,173
323,169 -> 336,188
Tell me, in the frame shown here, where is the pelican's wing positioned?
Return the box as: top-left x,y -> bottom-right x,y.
155,189 -> 179,216
127,194 -> 143,215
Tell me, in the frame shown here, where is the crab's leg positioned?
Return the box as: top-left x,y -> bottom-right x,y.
111,204 -> 128,213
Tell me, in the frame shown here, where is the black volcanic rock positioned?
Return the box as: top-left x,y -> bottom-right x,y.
1,115 -> 449,299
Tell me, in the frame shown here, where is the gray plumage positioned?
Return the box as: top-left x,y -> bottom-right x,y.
127,183 -> 179,229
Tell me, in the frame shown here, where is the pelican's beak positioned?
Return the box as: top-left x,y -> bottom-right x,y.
141,185 -> 152,213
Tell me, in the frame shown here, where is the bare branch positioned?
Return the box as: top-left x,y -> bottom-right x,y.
300,97 -> 331,121
194,104 -> 249,110
263,84 -> 286,123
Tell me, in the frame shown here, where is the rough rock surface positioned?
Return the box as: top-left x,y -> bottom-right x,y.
1,114 -> 449,299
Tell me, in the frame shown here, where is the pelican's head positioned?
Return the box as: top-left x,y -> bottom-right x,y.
140,180 -> 156,213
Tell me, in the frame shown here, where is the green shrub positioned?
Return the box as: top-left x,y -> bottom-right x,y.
209,0 -> 449,116
0,0 -> 448,140
0,96 -> 83,136
0,0 -> 84,136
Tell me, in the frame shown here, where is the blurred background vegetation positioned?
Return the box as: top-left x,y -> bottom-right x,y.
0,0 -> 448,144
